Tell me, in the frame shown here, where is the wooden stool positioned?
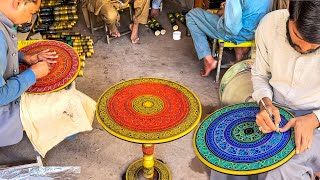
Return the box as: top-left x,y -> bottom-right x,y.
212,39 -> 255,82
88,4 -> 133,44
205,9 -> 255,82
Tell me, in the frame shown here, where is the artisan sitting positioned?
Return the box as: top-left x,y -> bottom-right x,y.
211,1 -> 320,179
0,0 -> 95,158
252,0 -> 320,179
0,0 -> 57,147
186,0 -> 272,77
87,0 -> 162,44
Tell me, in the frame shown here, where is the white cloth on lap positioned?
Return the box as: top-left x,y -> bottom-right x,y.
19,83 -> 96,157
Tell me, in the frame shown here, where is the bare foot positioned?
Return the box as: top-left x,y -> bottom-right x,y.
150,8 -> 160,17
109,26 -> 120,37
129,23 -> 140,44
110,31 -> 120,37
234,47 -> 250,62
200,55 -> 217,77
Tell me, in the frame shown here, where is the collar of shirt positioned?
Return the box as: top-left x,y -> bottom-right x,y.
0,11 -> 15,29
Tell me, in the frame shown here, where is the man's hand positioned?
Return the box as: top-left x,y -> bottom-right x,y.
30,61 -> 51,79
217,2 -> 225,16
255,97 -> 281,133
280,113 -> 319,154
150,8 -> 160,17
23,49 -> 58,65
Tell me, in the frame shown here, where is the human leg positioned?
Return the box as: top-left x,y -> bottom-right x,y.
129,23 -> 139,43
133,0 -> 150,25
210,170 -> 259,180
186,8 -> 227,76
200,55 -> 218,77
0,104 -> 23,147
100,2 -> 121,37
209,130 -> 320,180
234,47 -> 250,62
263,130 -> 320,180
186,8 -> 225,60
130,0 -> 150,43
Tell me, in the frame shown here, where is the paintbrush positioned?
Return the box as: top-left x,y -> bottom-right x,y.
260,99 -> 280,133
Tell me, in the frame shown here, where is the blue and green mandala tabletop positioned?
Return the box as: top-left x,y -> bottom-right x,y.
193,102 -> 295,175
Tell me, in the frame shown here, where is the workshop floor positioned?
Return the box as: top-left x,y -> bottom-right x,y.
0,1 -> 236,179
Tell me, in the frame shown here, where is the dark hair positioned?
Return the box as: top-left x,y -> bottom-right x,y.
289,0 -> 320,44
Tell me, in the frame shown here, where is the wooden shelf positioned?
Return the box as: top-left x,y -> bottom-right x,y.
17,14 -> 37,41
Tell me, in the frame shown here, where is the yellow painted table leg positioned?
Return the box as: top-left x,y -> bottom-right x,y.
142,144 -> 155,179
126,144 -> 172,180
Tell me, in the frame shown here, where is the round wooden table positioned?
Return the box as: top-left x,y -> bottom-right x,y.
193,102 -> 295,175
96,78 -> 202,179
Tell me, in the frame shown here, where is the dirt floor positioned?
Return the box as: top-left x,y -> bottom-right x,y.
0,1 -> 236,179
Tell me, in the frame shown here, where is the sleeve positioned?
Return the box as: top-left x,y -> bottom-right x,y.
18,52 -> 25,63
0,32 -> 36,106
151,0 -> 162,9
251,19 -> 273,103
223,0 -> 243,35
312,110 -> 320,129
0,33 -> 7,87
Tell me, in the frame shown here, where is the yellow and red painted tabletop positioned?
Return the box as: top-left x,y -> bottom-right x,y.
96,78 -> 202,144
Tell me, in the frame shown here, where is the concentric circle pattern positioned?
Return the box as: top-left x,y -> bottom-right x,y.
194,103 -> 295,175
19,41 -> 80,93
96,78 -> 202,144
132,95 -> 165,115
232,121 -> 263,143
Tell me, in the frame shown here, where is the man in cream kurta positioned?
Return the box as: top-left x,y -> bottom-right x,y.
211,1 -> 320,179
251,0 -> 320,179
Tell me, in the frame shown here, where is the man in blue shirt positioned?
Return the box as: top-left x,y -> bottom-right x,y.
0,0 -> 58,147
186,0 -> 272,77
